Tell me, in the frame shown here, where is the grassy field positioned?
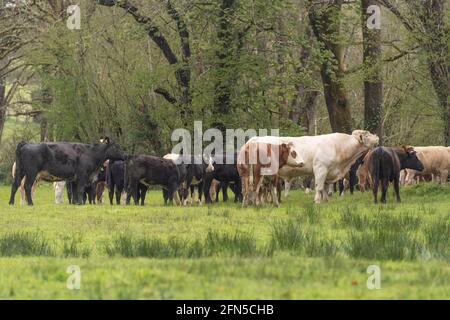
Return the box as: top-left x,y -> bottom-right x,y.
0,183 -> 448,299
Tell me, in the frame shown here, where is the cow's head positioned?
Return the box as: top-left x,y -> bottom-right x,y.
402,145 -> 424,172
102,137 -> 126,161
279,142 -> 304,168
352,130 -> 379,148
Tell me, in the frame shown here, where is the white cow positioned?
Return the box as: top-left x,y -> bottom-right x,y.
274,130 -> 379,203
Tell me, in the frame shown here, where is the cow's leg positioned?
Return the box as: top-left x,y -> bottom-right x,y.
271,179 -> 280,207
203,175 -> 214,204
440,170 -> 448,184
253,175 -> 263,206
372,177 -> 379,204
9,172 -> 25,205
284,179 -> 291,197
314,168 -> 328,204
198,182 -> 204,205
132,182 -> 140,205
222,182 -> 229,202
139,185 -> 147,206
116,188 -> 122,205
20,178 -> 27,205
23,174 -> 37,206
167,182 -> 178,205
393,175 -> 401,202
304,176 -> 312,194
237,180 -> 243,202
338,179 -> 344,196
108,181 -> 115,205
241,176 -> 250,207
380,178 -> 389,204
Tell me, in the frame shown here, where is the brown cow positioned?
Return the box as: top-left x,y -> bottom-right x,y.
237,139 -> 303,207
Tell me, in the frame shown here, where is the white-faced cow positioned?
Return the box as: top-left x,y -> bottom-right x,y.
9,137 -> 125,205
276,130 -> 379,203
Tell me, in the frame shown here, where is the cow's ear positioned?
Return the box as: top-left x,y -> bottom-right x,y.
103,136 -> 111,144
359,134 -> 364,143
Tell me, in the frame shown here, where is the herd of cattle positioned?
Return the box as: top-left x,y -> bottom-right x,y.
5,130 -> 450,207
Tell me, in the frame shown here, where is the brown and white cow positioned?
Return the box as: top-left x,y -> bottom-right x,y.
237,139 -> 303,207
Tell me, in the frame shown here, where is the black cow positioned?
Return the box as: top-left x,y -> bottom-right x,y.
9,137 -> 125,205
106,160 -> 147,205
66,165 -> 107,205
125,155 -> 180,205
368,146 -> 424,204
204,153 -> 242,204
338,152 -> 367,196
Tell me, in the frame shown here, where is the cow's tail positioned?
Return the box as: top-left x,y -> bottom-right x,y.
12,141 -> 27,183
371,148 -> 383,185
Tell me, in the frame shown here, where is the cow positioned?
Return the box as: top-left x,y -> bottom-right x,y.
338,152 -> 367,196
204,153 -> 243,204
405,147 -> 450,184
9,137 -> 125,205
274,130 -> 379,203
237,138 -> 304,207
368,146 -> 424,204
11,162 -> 38,205
124,155 -> 180,205
163,154 -> 206,205
106,160 -> 147,205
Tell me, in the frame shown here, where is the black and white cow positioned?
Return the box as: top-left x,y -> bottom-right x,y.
9,137 -> 125,205
204,153 -> 242,203
124,155 -> 181,205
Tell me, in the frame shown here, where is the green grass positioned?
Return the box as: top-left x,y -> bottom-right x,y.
0,183 -> 449,299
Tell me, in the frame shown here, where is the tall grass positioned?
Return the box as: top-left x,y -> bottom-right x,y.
0,232 -> 54,257
423,217 -> 450,260
270,220 -> 336,257
105,230 -> 263,258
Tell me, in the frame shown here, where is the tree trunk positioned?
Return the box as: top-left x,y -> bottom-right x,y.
419,0 -> 450,145
362,0 -> 383,143
290,33 -> 319,135
308,1 -> 352,133
0,77 -> 6,143
214,0 -> 236,115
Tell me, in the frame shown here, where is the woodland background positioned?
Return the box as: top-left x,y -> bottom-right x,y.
0,0 -> 449,182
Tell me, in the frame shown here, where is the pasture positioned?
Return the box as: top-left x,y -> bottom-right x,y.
0,183 -> 448,299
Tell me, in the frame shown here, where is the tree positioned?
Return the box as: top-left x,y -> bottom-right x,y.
96,0 -> 192,125
308,0 -> 352,133
379,0 -> 450,145
362,0 -> 383,142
